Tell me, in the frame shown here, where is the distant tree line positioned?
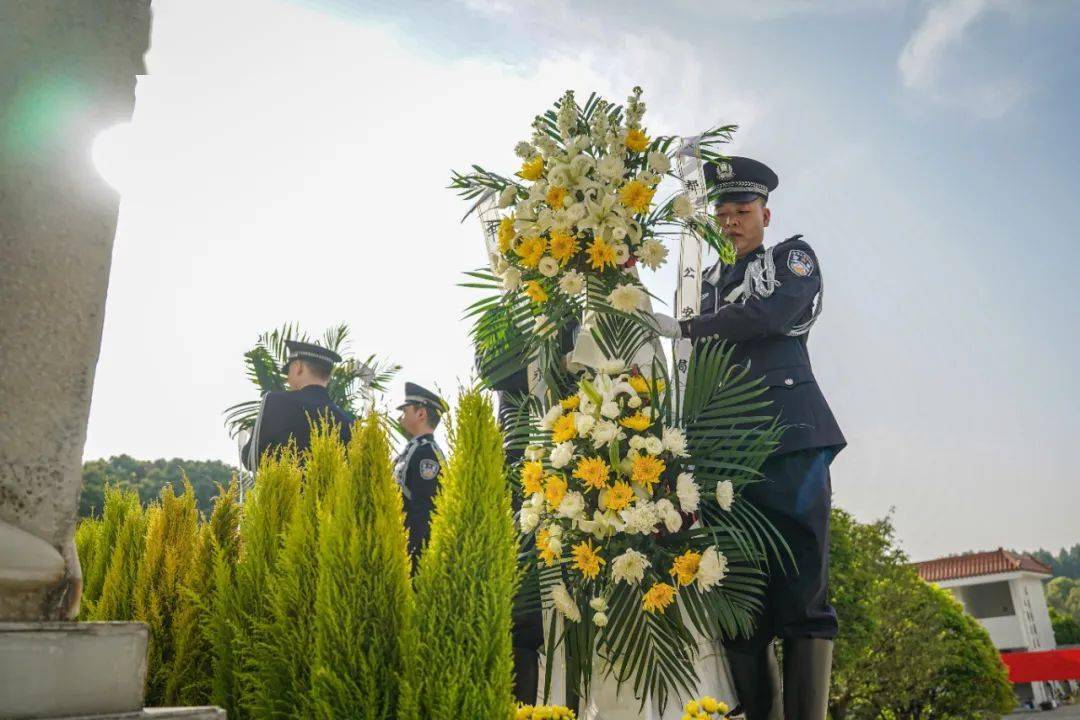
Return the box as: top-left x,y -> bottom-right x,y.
80,455 -> 237,518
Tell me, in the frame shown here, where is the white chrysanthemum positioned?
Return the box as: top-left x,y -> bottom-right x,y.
566,202 -> 588,222
656,498 -> 682,533
593,611 -> 609,627
610,219 -> 628,241
644,436 -> 664,456
547,522 -> 564,539
628,395 -> 642,409
538,256 -> 560,277
559,270 -> 585,295
611,548 -> 651,584
527,492 -> 545,510
519,506 -> 540,534
635,239 -> 669,271
613,243 -> 631,264
607,283 -> 644,313
498,185 -> 518,208
589,596 -> 608,612
598,155 -> 625,180
715,480 -> 735,511
515,141 -> 535,159
600,402 -> 621,420
501,266 -> 522,292
547,165 -> 571,188
647,150 -> 671,173
573,412 -> 595,436
552,583 -> 581,622
547,536 -> 562,555
591,419 -> 622,448
558,491 -> 586,520
672,193 -> 694,219
662,427 -> 689,457
524,445 -> 545,461
697,547 -> 728,590
676,472 -> 700,513
600,358 -> 626,375
550,441 -> 575,469
620,502 -> 660,535
540,403 -> 563,431
628,435 -> 648,451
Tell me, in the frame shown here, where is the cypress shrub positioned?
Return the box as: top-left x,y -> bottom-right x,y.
91,493 -> 147,622
210,449 -> 303,719
407,390 -> 518,719
74,516 -> 102,618
167,480 -> 241,705
80,484 -> 142,618
310,413 -> 415,720
135,480 -> 202,705
249,423 -> 346,717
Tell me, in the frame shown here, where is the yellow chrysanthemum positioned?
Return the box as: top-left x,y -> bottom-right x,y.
545,474 -> 568,509
537,528 -> 561,566
628,375 -> 666,395
498,216 -> 516,253
560,394 -> 580,411
516,235 -> 547,268
524,280 -> 548,304
618,179 -> 656,214
619,412 -> 652,432
586,236 -> 617,270
572,539 -> 605,579
669,550 -> 702,587
549,230 -> 579,265
625,128 -> 650,153
631,454 -> 666,490
701,697 -> 725,714
572,456 -> 611,491
520,155 -> 545,181
521,461 -> 544,495
552,413 -> 577,443
546,185 -> 568,210
605,481 -> 634,512
642,582 -> 676,613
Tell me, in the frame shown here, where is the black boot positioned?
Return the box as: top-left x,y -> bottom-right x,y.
781,638 -> 833,720
725,642 -> 783,720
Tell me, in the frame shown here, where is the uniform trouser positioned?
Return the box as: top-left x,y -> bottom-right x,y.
724,447 -> 838,653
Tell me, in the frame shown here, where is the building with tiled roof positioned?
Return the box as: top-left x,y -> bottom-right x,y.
915,547 -> 1060,707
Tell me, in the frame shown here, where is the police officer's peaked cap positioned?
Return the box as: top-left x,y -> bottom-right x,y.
397,382 -> 447,414
704,156 -> 779,204
281,340 -> 343,373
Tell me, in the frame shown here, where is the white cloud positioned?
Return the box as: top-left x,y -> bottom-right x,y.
897,0 -> 1028,116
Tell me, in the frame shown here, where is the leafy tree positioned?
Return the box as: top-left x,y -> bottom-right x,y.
1050,607 -> 1080,645
1046,577 -> 1080,623
80,455 -> 236,518
1026,545 -> 1080,580
222,323 -> 400,439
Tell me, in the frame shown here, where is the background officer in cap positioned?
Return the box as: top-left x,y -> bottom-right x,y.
241,340 -> 355,473
394,382 -> 447,562
654,156 -> 846,720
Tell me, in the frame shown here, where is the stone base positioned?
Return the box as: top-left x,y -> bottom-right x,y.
0,622 -> 147,719
51,709 -> 225,719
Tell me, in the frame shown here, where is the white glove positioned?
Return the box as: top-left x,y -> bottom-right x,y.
652,313 -> 682,339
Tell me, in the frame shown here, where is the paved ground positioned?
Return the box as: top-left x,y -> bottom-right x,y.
1009,704 -> 1080,718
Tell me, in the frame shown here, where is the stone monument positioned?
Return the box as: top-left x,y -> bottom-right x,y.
0,2 -> 222,717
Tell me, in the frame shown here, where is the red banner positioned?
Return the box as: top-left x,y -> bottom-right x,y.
1001,649 -> 1080,682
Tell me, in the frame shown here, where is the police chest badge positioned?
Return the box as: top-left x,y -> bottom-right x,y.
787,249 -> 815,278
418,458 -> 440,480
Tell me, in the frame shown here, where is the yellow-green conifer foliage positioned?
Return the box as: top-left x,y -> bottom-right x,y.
167,480 -> 241,705
79,485 -> 143,618
210,449 -> 302,719
135,481 -> 202,705
311,414 -> 415,720
407,390 -> 518,719
90,490 -> 148,622
249,422 -> 346,717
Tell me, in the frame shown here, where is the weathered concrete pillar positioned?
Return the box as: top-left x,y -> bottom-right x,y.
0,0 -> 150,622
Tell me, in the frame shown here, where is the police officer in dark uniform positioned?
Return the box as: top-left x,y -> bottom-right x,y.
653,157 -> 846,720
241,340 -> 354,475
394,382 -> 447,562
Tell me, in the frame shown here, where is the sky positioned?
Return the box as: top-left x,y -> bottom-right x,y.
84,0 -> 1080,561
